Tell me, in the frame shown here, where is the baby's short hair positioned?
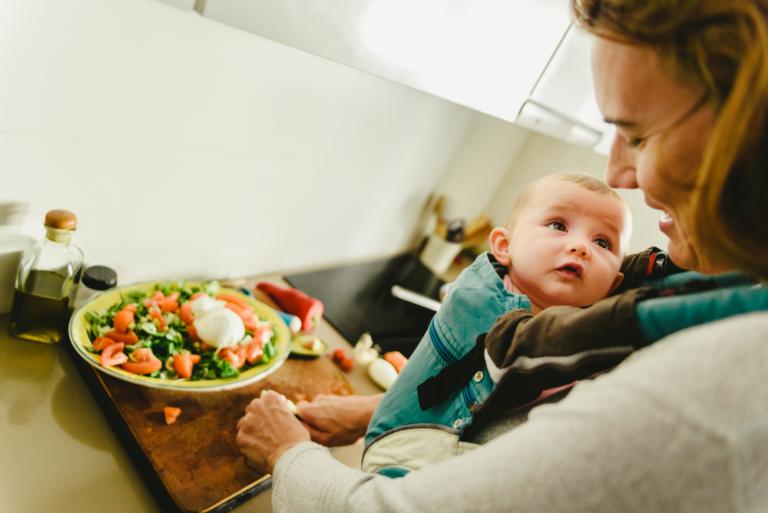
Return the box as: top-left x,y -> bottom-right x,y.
506,173 -> 632,250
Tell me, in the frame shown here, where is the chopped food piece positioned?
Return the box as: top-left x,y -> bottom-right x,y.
122,347 -> 163,375
113,310 -> 134,333
368,358 -> 398,390
173,352 -> 202,379
331,347 -> 348,363
164,406 -> 182,425
353,332 -> 378,366
383,351 -> 408,373
302,336 -> 323,352
92,336 -> 117,351
105,330 -> 138,344
220,346 -> 247,369
178,302 -> 195,324
100,342 -> 128,367
338,356 -> 355,372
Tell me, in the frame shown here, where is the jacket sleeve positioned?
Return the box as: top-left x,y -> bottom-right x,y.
615,246 -> 686,294
484,287 -> 651,380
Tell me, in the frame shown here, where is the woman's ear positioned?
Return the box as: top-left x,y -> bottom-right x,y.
489,227 -> 512,265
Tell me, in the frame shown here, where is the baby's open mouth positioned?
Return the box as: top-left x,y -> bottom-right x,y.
556,264 -> 583,278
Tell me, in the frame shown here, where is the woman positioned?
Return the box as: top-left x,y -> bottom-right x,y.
236,1 -> 768,511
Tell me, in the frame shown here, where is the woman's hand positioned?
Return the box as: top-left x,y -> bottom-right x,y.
295,393 -> 383,447
236,390 -> 311,474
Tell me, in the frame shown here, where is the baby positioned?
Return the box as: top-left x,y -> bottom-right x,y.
363,173 -> 632,476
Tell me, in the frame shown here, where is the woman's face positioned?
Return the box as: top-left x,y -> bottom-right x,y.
592,37 -> 727,273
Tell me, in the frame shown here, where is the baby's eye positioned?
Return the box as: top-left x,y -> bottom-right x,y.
594,238 -> 612,250
547,221 -> 567,232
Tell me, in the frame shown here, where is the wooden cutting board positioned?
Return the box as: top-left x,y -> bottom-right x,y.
66,341 -> 354,513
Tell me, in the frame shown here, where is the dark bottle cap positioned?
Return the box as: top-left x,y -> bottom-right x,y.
82,265 -> 118,290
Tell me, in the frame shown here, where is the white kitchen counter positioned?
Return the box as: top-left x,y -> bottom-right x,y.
0,276 -> 381,513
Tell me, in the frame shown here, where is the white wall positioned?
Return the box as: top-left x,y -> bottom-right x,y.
0,0 -> 481,283
486,132 -> 666,252
433,116 -> 529,222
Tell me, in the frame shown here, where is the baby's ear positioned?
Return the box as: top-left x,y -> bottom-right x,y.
489,227 -> 512,265
608,272 -> 624,294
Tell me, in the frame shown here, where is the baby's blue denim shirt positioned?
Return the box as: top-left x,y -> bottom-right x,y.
365,253 -> 530,447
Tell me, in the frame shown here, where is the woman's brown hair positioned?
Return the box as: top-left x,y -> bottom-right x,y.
572,0 -> 768,278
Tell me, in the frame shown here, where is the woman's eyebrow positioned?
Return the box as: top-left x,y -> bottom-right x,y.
603,116 -> 637,128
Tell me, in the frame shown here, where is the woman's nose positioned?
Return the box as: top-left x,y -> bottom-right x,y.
606,133 -> 639,189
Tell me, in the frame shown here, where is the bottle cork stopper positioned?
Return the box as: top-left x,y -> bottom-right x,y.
44,209 -> 77,231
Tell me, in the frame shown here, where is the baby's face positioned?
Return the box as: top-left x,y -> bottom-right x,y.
500,181 -> 627,311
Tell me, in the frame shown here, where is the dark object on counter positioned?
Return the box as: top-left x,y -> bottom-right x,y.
285,254 -> 444,357
446,218 -> 465,243
74,265 -> 118,308
82,265 -> 118,290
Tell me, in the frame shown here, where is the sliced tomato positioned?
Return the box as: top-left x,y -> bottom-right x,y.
149,308 -> 167,332
243,318 -> 260,332
190,292 -> 207,301
163,406 -> 182,425
93,336 -> 117,351
331,348 -> 347,363
220,346 -> 246,369
173,352 -> 202,379
178,302 -> 195,324
243,338 -> 264,364
216,293 -> 253,312
186,323 -> 199,341
122,348 -> 163,375
122,303 -> 138,314
100,342 -> 127,367
113,309 -> 134,333
223,301 -> 255,322
160,297 -> 179,313
144,290 -> 165,307
338,356 -> 355,372
251,322 -> 273,343
106,330 -> 139,344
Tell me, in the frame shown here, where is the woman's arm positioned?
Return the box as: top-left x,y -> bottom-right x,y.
296,393 -> 383,446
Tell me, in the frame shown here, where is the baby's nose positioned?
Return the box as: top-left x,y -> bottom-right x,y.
568,242 -> 591,259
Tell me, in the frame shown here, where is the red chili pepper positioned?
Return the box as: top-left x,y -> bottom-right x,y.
255,282 -> 324,332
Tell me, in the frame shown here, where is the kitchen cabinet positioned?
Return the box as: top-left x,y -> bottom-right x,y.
155,0 -> 610,153
197,0 -> 570,123
517,26 -> 615,153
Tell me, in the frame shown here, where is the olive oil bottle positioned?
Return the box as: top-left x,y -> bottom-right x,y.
9,210 -> 83,344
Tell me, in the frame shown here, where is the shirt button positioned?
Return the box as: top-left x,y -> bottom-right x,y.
473,371 -> 484,382
453,418 -> 463,429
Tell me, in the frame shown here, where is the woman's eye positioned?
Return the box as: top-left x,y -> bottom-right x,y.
594,238 -> 611,250
547,221 -> 567,232
626,136 -> 646,149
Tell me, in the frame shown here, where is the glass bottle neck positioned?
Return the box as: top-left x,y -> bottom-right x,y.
45,227 -> 73,244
